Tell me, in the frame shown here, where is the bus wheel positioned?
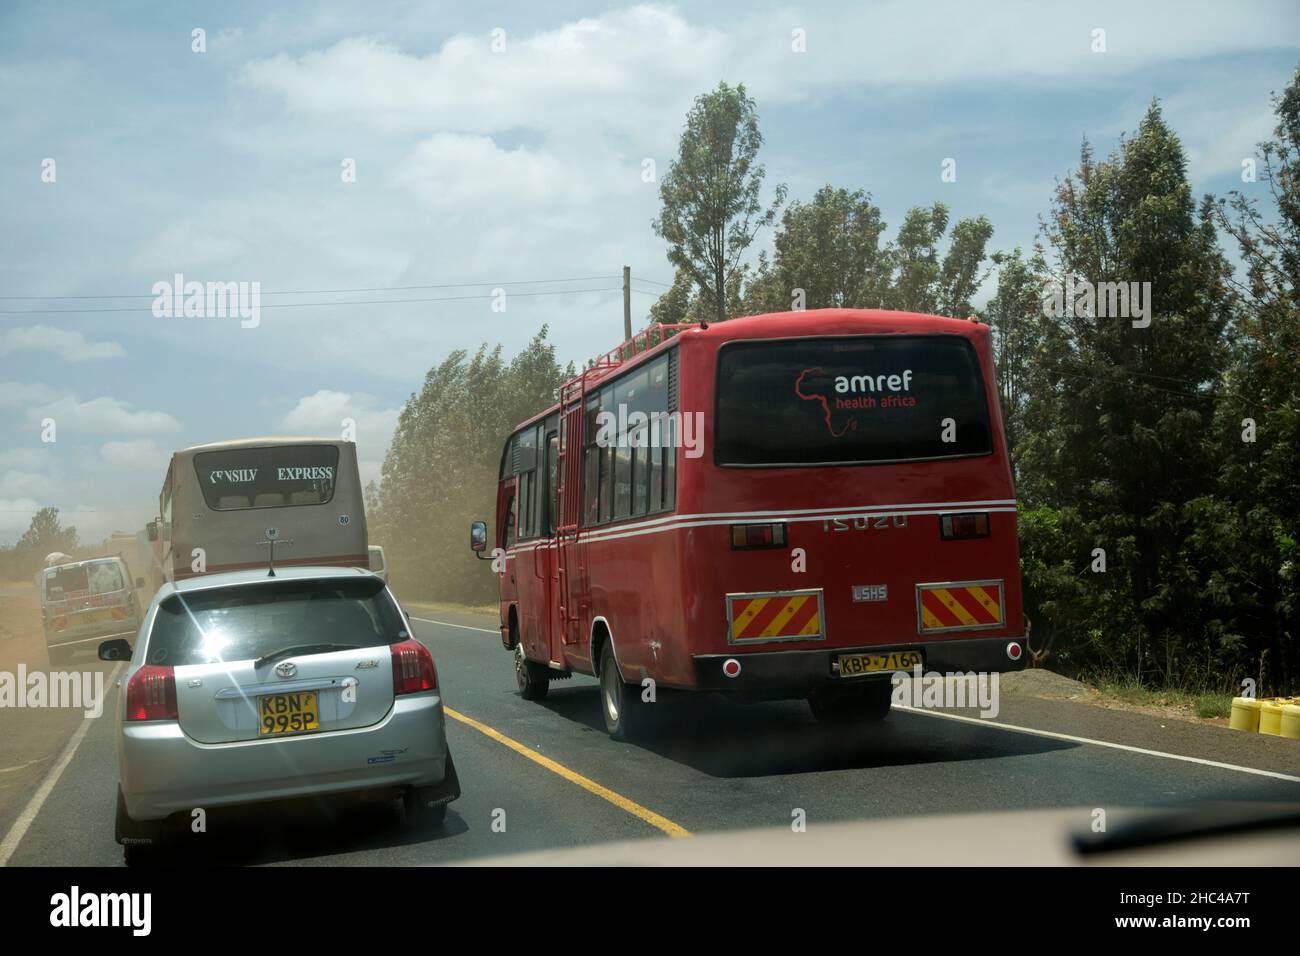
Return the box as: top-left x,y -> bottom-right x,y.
599,650 -> 646,741
808,682 -> 892,724
514,643 -> 550,701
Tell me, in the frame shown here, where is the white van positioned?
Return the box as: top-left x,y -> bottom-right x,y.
368,545 -> 388,585
42,556 -> 144,665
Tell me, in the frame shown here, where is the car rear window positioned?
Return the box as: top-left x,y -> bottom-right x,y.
715,335 -> 992,466
145,577 -> 404,666
44,561 -> 124,599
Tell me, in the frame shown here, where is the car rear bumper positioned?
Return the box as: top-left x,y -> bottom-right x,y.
119,691 -> 451,822
692,635 -> 1027,698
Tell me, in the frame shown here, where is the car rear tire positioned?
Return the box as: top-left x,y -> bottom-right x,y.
599,648 -> 649,742
403,788 -> 448,830
808,681 -> 893,724
515,642 -> 550,701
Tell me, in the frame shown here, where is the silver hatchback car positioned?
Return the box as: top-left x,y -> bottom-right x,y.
100,566 -> 459,864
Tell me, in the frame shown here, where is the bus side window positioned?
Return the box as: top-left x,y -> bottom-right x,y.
545,431 -> 559,536
502,496 -> 516,549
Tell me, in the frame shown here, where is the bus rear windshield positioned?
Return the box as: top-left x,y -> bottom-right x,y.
715,335 -> 992,466
194,445 -> 340,510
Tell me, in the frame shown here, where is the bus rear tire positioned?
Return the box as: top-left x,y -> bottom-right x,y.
599,650 -> 647,741
808,681 -> 893,724
515,643 -> 550,701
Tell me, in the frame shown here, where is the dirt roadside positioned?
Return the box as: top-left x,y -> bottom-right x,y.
0,580 -> 121,846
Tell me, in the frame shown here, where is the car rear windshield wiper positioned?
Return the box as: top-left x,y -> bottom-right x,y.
254,643 -> 360,668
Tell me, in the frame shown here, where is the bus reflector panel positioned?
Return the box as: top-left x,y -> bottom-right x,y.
916,581 -> 1004,633
727,590 -> 824,643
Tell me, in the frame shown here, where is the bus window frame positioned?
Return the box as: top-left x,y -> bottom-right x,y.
580,347 -> 678,530
712,333 -> 996,469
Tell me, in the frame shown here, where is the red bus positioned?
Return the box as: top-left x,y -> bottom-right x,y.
470,308 -> 1026,739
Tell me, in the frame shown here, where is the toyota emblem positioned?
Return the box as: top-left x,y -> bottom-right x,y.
274,661 -> 297,679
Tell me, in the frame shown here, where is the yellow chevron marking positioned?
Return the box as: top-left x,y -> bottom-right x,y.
759,595 -> 808,637
930,588 -> 978,627
730,597 -> 768,637
968,586 -> 1002,622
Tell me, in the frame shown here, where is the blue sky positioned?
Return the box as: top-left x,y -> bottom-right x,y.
1,0 -> 1297,545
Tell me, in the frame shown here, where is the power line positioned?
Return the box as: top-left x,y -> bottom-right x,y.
0,273 -> 676,301
0,286 -> 625,316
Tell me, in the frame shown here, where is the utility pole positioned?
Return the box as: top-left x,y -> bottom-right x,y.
623,265 -> 632,341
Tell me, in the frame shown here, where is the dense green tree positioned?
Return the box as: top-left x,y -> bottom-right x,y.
369,328 -> 572,602
744,185 -> 888,313
653,82 -> 786,324
1017,102 -> 1235,685
983,247 -> 1049,458
1200,66 -> 1300,690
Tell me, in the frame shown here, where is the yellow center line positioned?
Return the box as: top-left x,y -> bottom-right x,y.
444,706 -> 692,839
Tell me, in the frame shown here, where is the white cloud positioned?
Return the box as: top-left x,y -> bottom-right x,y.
240,8 -> 728,138
28,396 -> 181,435
100,439 -> 171,472
0,470 -> 48,498
0,382 -> 60,408
395,134 -> 611,213
240,2 -> 1291,138
0,325 -> 125,361
0,447 -> 52,471
280,389 -> 400,488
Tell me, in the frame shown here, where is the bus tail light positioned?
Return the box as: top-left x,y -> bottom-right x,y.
391,639 -> 438,695
730,523 -> 787,549
940,512 -> 990,540
125,665 -> 177,721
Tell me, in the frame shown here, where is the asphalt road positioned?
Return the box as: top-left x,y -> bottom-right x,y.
3,607 -> 1298,866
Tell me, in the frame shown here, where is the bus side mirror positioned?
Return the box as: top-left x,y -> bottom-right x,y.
146,521 -> 158,542
470,521 -> 488,553
98,638 -> 132,662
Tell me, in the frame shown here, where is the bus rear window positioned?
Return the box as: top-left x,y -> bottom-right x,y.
194,445 -> 340,510
715,335 -> 992,466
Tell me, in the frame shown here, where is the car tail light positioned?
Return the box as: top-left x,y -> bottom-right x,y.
391,639 -> 438,695
125,665 -> 177,721
730,523 -> 787,549
940,512 -> 990,540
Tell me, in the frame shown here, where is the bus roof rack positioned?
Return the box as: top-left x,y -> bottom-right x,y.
563,323 -> 695,404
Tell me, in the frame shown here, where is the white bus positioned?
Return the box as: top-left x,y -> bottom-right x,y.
150,437 -> 368,582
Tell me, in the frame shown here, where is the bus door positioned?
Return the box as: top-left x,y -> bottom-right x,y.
554,400 -> 585,654
540,426 -> 562,665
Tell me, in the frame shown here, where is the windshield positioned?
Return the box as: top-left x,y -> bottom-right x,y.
44,561 -> 125,599
715,335 -> 992,466
193,445 -> 340,510
145,577 -> 403,666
